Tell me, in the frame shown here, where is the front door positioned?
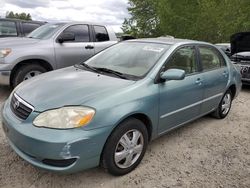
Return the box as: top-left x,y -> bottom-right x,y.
158,46 -> 204,134
54,24 -> 95,69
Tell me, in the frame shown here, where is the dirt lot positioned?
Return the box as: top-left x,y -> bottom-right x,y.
0,85 -> 249,188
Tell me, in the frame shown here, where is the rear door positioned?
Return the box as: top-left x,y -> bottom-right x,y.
158,45 -> 205,134
54,24 -> 95,68
198,46 -> 229,114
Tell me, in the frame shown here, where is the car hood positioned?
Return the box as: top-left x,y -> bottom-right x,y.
231,32 -> 250,55
0,37 -> 40,48
15,67 -> 135,112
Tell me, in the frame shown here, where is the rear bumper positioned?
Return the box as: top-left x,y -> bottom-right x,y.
0,70 -> 10,85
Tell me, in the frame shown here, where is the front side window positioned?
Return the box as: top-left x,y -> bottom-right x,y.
22,22 -> 41,35
0,21 -> 17,36
84,42 -> 169,78
199,46 -> 225,71
165,46 -> 197,74
63,24 -> 90,42
93,25 -> 109,42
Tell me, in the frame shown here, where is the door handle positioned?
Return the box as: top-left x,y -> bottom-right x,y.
195,78 -> 202,85
85,45 -> 94,49
223,71 -> 228,77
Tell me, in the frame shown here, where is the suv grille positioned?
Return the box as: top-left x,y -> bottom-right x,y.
10,93 -> 34,120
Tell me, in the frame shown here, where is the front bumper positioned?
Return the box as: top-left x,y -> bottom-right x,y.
1,100 -> 113,173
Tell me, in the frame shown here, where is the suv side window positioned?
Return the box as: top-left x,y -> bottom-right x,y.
22,22 -> 41,35
63,25 -> 90,42
93,25 -> 109,42
0,21 -> 17,36
164,46 -> 197,75
199,46 -> 226,71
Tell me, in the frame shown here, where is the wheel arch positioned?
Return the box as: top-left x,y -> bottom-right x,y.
99,112 -> 153,166
10,59 -> 53,86
227,84 -> 237,99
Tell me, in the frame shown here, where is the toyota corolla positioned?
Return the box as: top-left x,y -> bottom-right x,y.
1,38 -> 241,175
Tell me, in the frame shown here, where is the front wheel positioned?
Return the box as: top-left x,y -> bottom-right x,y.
12,64 -> 47,87
101,118 -> 148,176
212,90 -> 232,119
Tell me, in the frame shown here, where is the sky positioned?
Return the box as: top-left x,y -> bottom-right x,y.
0,0 -> 129,32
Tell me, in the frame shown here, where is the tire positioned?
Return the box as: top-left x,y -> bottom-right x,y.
12,64 -> 47,87
211,90 -> 232,119
101,118 -> 148,176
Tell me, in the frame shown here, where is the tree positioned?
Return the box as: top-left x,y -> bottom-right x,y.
5,11 -> 32,21
122,0 -> 250,43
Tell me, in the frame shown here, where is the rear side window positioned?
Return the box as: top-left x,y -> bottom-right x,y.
0,21 -> 17,36
63,24 -> 90,42
199,46 -> 226,71
22,22 -> 41,35
93,25 -> 109,42
165,46 -> 198,75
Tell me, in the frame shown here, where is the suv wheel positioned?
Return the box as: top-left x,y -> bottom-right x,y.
12,64 -> 47,87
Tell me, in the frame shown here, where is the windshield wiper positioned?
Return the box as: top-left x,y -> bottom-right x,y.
94,67 -> 129,79
75,63 -> 98,72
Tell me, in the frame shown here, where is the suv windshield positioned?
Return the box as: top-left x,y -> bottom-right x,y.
27,23 -> 64,39
84,42 -> 169,79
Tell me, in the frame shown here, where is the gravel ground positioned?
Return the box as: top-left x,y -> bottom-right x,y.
0,85 -> 249,188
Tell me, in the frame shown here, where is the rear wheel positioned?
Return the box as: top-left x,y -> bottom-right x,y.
102,118 -> 148,176
12,64 -> 47,87
212,90 -> 232,119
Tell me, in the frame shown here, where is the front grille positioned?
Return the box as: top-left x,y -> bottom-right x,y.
240,65 -> 250,79
10,93 -> 34,120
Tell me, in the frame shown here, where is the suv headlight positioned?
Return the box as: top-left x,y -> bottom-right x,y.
33,106 -> 95,129
0,48 -> 12,58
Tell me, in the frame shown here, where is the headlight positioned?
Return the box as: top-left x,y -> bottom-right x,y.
33,106 -> 95,129
0,48 -> 12,58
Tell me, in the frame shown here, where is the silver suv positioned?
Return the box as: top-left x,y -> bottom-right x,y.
0,22 -> 118,87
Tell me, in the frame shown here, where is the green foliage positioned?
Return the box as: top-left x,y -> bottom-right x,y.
6,11 -> 32,21
122,0 -> 250,43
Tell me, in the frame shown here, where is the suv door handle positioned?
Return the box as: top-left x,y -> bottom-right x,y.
223,71 -> 228,77
85,45 -> 94,49
195,78 -> 203,85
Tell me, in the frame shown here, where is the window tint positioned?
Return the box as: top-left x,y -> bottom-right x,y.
93,25 -> 109,42
199,47 -> 225,71
63,25 -> 90,42
165,46 -> 197,74
22,22 -> 41,35
0,21 -> 17,36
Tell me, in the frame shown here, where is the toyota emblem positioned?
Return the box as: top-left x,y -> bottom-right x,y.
14,100 -> 20,109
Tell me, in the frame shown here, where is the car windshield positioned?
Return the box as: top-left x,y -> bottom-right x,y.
27,23 -> 64,39
84,42 -> 169,79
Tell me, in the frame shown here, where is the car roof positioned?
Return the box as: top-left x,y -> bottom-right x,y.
50,21 -> 109,27
127,37 -> 212,46
0,18 -> 46,24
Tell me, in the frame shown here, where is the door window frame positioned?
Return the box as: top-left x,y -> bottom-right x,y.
56,24 -> 91,43
155,44 -> 202,84
197,45 -> 227,73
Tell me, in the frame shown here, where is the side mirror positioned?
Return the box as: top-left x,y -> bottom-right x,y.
160,69 -> 185,81
58,32 -> 75,43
